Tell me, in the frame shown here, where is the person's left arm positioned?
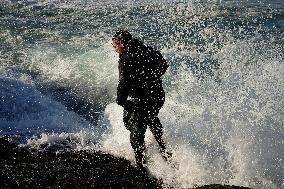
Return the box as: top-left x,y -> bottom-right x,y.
116,59 -> 130,107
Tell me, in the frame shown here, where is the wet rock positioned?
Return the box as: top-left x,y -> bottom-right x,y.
194,184 -> 251,189
0,138 -> 251,189
0,137 -> 160,189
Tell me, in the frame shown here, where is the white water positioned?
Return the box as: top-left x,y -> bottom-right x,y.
15,37 -> 283,188
0,1 -> 283,188
95,38 -> 283,188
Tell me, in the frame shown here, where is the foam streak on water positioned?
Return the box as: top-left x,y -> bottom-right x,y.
0,1 -> 283,188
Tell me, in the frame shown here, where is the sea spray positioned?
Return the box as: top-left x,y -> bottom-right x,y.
97,23 -> 283,189
0,1 -> 283,188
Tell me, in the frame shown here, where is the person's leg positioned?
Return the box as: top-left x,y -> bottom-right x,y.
123,105 -> 147,169
148,117 -> 166,153
148,116 -> 172,161
145,94 -> 172,162
130,129 -> 146,169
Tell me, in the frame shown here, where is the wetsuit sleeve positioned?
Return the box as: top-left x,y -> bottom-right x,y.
116,60 -> 130,106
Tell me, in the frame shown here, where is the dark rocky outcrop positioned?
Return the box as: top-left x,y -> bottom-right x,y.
0,138 -> 251,189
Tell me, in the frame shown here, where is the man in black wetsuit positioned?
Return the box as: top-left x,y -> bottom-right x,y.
112,30 -> 171,171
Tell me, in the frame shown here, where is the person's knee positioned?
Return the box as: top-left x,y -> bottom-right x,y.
130,132 -> 145,152
124,109 -> 147,132
130,129 -> 145,143
131,130 -> 145,140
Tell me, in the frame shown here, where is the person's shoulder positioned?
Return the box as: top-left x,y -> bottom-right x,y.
127,38 -> 144,48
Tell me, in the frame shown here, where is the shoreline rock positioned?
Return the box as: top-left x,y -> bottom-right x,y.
0,138 -> 251,189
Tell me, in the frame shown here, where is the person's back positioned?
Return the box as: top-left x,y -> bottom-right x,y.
117,38 -> 168,103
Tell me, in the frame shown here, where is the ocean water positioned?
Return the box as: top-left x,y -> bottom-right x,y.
0,0 -> 283,188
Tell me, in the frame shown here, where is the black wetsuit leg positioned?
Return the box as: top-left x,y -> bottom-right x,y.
123,102 -> 147,168
123,91 -> 170,167
144,96 -> 169,159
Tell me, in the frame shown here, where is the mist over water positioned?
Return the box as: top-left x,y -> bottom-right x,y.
0,0 -> 283,188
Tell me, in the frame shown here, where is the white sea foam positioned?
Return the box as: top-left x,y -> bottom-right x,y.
95,35 -> 283,189
2,27 -> 282,189
0,1 -> 283,188
25,40 -> 118,104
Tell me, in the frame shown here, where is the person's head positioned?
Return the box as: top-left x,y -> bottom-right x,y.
112,30 -> 132,54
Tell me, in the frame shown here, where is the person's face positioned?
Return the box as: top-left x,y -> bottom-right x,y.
112,39 -> 125,54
